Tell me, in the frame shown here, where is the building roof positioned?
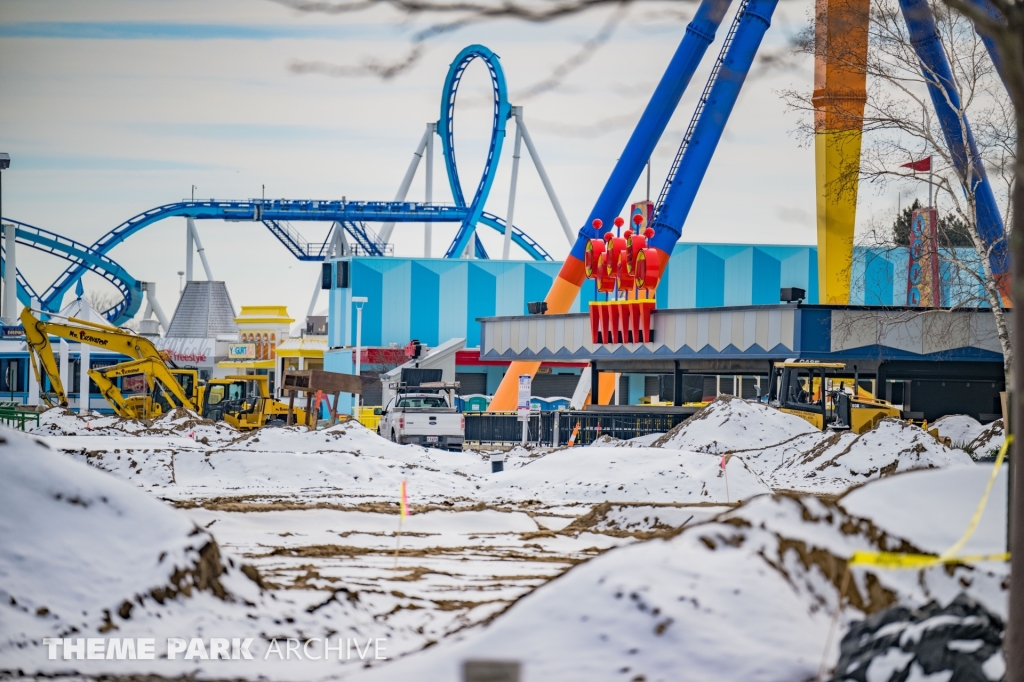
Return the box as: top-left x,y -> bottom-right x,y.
58,296 -> 103,323
236,305 -> 294,326
276,336 -> 327,357
166,281 -> 239,338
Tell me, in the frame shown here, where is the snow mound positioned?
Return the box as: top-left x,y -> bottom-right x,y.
0,426 -> 255,650
480,444 -> 771,504
569,503 -> 725,535
588,433 -> 667,448
764,419 -> 973,494
840,462 -> 1007,557
0,426 -> 408,677
968,419 -> 1006,459
653,397 -> 818,454
348,490 -> 1007,682
923,415 -> 1005,460
30,407 -> 240,444
932,414 -> 989,447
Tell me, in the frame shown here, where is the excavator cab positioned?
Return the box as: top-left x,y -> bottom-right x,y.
768,360 -> 900,434
203,376 -> 284,430
203,379 -> 247,422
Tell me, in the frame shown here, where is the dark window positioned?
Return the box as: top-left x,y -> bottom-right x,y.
455,372 -> 487,396
321,263 -> 333,290
336,261 -> 350,289
396,396 -> 447,408
0,358 -> 25,392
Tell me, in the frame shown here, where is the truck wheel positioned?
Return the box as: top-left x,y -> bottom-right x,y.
391,429 -> 398,443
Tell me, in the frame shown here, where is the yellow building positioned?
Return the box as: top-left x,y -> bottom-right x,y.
217,305 -> 295,381
275,336 -> 328,397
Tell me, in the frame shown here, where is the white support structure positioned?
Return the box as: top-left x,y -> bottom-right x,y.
504,107 -> 525,260
305,268 -> 324,321
59,339 -> 69,396
142,282 -> 170,332
79,339 -> 90,415
424,122 -> 435,258
186,218 -> 215,281
4,222 -> 16,324
185,220 -> 194,281
570,366 -> 591,410
516,111 -> 575,245
333,222 -> 349,257
305,223 -> 346,320
27,296 -> 40,405
379,125 -> 432,246
352,296 -> 367,414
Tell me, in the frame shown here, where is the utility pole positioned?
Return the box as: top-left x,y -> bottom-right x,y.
0,153 -> 10,324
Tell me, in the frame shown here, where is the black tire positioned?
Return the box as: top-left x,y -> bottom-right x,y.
391,429 -> 398,443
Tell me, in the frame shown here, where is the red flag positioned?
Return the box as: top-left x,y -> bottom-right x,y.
900,157 -> 931,172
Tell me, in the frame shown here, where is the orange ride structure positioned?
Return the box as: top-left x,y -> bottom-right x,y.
488,0 -> 1010,411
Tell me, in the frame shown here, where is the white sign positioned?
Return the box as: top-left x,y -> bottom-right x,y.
228,343 -> 256,359
517,374 -> 532,421
154,337 -> 217,366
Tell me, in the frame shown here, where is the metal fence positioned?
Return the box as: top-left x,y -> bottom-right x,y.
464,410 -> 690,447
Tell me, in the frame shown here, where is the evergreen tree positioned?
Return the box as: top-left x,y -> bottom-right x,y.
891,199 -> 973,247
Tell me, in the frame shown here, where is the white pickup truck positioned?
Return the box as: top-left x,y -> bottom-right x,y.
378,385 -> 465,451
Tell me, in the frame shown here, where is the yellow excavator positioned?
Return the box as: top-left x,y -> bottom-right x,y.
204,374 -> 302,429
21,307 -> 303,428
766,360 -> 901,434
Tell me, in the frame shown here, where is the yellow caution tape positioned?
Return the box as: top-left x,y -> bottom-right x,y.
848,435 -> 1011,570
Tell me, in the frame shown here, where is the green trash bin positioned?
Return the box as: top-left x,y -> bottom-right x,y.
464,395 -> 490,412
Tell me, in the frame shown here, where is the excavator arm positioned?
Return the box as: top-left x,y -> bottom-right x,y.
20,307 -> 197,418
88,358 -> 197,419
21,308 -> 166,361
20,307 -> 68,408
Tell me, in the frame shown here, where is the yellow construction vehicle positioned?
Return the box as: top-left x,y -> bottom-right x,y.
205,374 -> 305,429
21,307 -> 303,428
766,360 -> 901,434
22,307 -> 200,419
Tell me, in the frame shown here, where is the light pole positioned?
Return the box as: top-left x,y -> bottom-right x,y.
0,153 -> 11,324
352,296 -> 368,415
191,185 -> 196,201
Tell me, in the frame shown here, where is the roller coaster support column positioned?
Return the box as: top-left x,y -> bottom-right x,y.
813,0 -> 870,304
141,282 -> 170,333
899,0 -> 1009,300
3,223 -> 15,324
79,329 -> 90,415
59,339 -> 69,398
27,296 -> 40,406
425,122 -> 435,258
380,123 -> 433,247
186,217 -> 215,281
650,0 -> 780,254
504,107 -> 524,260
488,0 -> 732,411
963,0 -> 1009,90
515,109 -> 575,246
185,218 -> 194,282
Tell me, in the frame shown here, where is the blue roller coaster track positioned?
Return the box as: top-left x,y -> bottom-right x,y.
2,43 -> 552,326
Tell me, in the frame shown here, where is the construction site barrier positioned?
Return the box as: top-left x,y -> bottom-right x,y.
464,410 -> 690,447
0,403 -> 41,431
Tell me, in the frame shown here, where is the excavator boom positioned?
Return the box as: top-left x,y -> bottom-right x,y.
19,307 -> 196,417
21,307 -> 69,407
88,358 -> 197,419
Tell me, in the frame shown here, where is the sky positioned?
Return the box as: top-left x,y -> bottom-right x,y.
0,0 -> 916,323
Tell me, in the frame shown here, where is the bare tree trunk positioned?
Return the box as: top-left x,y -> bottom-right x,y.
1009,93 -> 1023,682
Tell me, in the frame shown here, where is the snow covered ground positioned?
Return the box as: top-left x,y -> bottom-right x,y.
933,414 -> 1006,459
2,400 -> 1008,680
